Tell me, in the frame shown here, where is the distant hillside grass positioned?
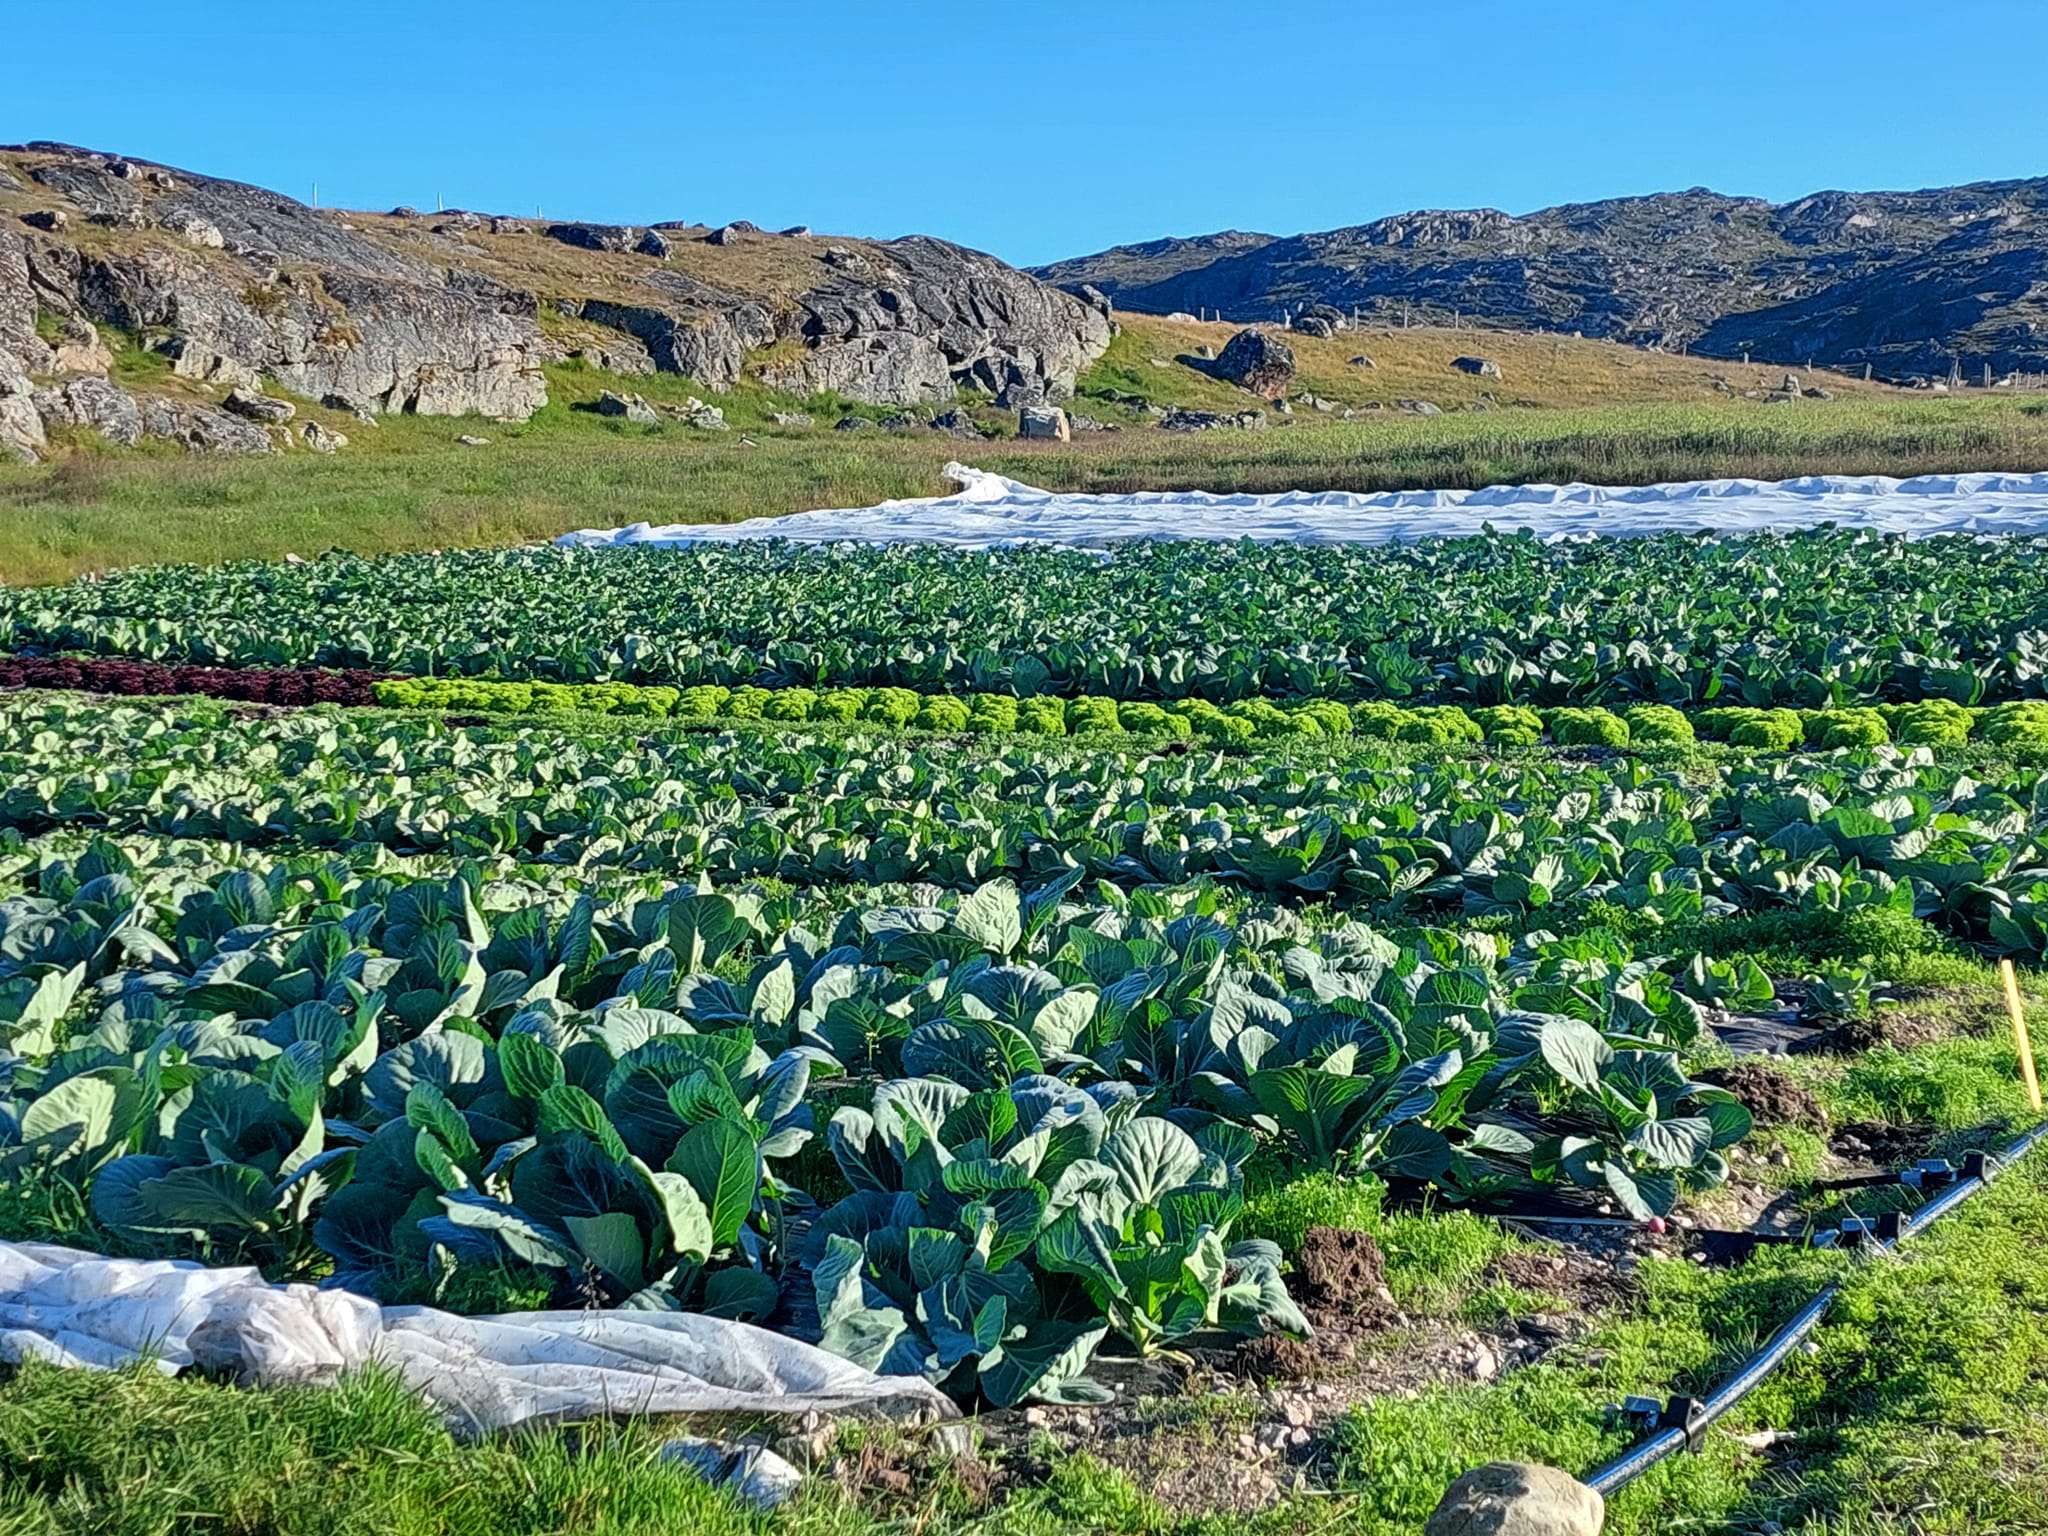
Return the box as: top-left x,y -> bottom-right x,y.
2,328 -> 2044,585
1085,314 -> 1895,418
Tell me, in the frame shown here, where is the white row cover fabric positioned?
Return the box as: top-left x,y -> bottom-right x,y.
556,463 -> 2048,550
0,1242 -> 952,1435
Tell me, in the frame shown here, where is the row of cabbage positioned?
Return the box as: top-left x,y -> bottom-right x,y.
10,530 -> 2048,706
370,676 -> 2048,751
0,852 -> 1755,1404
5,699 -> 2048,955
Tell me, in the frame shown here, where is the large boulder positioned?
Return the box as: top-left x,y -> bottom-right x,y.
1018,404 -> 1070,441
1291,314 -> 1336,338
1210,327 -> 1295,397
593,390 -> 660,424
1425,1463 -> 1603,1536
1453,356 -> 1503,379
223,385 -> 296,424
546,223 -> 637,254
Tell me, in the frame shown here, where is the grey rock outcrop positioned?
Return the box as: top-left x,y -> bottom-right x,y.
137,396 -> 275,454
1068,282 -> 1114,320
0,371 -> 45,462
547,222 -> 637,254
45,315 -> 111,374
1453,356 -> 1502,378
0,230 -> 53,377
322,392 -> 378,423
1018,403 -> 1070,440
0,141 -> 1111,437
762,235 -> 1112,406
1160,406 -> 1267,431
34,375 -> 142,445
1208,327 -> 1295,397
224,385 -> 295,423
594,390 -> 661,424
575,288 -> 779,392
1291,314 -> 1336,338
570,337 -> 656,376
301,421 -> 347,453
2,146 -> 549,420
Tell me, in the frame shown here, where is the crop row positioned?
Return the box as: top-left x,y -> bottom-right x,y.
6,697 -> 2048,958
9,529 -> 2048,706
0,655 -> 381,705
0,852 -> 1753,1404
370,677 -> 2048,751
14,661 -> 2048,752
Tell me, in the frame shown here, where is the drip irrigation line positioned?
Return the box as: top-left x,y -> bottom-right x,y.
1580,1119 -> 2048,1498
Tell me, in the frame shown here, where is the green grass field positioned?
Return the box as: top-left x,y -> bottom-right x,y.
5,317 -> 2048,585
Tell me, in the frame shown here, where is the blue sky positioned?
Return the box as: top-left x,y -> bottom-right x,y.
8,1 -> 2044,267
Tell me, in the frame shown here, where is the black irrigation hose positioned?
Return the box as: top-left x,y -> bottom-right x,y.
1580,1120 -> 2048,1498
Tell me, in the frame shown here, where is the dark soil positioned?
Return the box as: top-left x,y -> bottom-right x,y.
1699,1060 -> 1830,1132
1833,1119 -> 1939,1167
1291,1226 -> 1391,1323
1819,998 -> 1967,1054
0,654 -> 385,705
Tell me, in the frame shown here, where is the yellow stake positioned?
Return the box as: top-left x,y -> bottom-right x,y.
2001,959 -> 2044,1113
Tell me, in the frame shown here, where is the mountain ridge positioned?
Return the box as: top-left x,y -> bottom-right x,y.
1035,178 -> 2048,379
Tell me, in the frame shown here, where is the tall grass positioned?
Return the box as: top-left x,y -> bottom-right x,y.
4,364 -> 2045,585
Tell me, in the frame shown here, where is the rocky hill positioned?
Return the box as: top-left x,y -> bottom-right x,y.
0,142 -> 1110,463
1036,180 -> 2048,381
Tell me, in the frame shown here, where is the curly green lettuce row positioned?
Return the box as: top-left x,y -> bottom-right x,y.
370,678 -> 685,716
369,677 -> 2048,751
374,677 -> 1368,742
1686,698 -> 2048,751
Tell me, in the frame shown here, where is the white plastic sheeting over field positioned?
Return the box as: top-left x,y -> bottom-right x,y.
556,464 -> 2048,550
0,1241 -> 952,1435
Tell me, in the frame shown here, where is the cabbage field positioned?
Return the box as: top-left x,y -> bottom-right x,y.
3,526 -> 2048,1529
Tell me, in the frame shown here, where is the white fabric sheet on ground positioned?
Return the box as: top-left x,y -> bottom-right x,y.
556,463 -> 2048,550
0,1241 -> 952,1434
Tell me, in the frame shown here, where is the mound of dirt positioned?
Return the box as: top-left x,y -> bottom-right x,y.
1699,1060 -> 1828,1131
1235,1332 -> 1341,1382
1292,1226 -> 1391,1322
